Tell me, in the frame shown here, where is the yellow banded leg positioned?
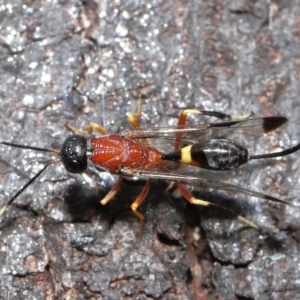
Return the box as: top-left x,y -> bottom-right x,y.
176,183 -> 257,229
67,123 -> 108,135
130,179 -> 152,242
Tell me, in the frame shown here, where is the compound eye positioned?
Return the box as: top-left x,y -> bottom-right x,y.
60,135 -> 87,173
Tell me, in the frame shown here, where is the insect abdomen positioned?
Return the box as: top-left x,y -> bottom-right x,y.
162,139 -> 249,170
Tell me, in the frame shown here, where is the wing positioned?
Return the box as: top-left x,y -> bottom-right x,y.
125,116 -> 287,147
120,168 -> 289,205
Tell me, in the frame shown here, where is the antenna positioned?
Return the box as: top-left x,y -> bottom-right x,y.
0,141 -> 60,216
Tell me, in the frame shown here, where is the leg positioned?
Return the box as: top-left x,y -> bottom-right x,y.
177,109 -> 251,127
68,97 -> 142,134
130,179 -> 152,242
127,98 -> 142,129
175,109 -> 251,150
127,100 -> 153,240
100,176 -> 123,205
67,123 -> 108,135
176,183 -> 257,229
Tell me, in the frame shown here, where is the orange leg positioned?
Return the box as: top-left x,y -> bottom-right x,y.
127,98 -> 142,129
130,179 -> 152,242
67,123 -> 108,135
176,183 -> 257,229
175,109 -> 251,150
127,99 -> 154,239
100,176 -> 123,205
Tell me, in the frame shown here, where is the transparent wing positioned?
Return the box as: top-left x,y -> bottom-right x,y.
126,116 -> 287,147
120,168 -> 289,205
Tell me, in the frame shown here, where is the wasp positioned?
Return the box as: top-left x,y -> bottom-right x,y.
1,105 -> 299,235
